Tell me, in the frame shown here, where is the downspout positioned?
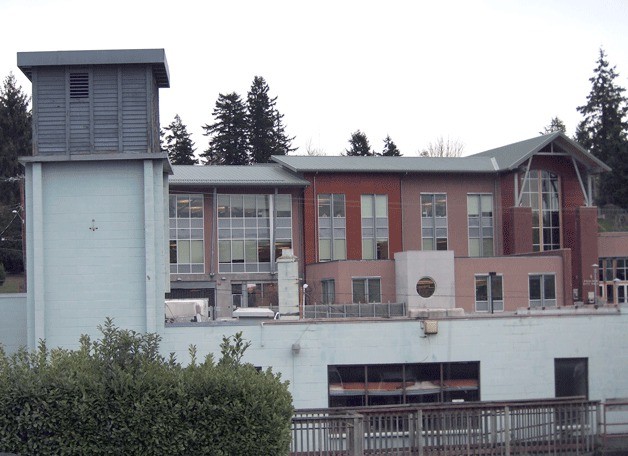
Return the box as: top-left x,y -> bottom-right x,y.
210,187 -> 217,276
272,187 -> 278,273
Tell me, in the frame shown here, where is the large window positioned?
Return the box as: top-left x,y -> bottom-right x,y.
231,282 -> 278,308
352,277 -> 381,303
521,170 -> 561,251
421,193 -> 448,250
318,194 -> 346,261
529,274 -> 556,307
468,194 -> 493,257
169,194 -> 204,274
217,194 -> 292,273
361,194 -> 389,259
475,274 -> 503,312
598,257 -> 628,304
328,362 -> 480,407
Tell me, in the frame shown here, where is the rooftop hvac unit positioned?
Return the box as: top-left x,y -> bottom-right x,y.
165,299 -> 209,322
421,319 -> 438,336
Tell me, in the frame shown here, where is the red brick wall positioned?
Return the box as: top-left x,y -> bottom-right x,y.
302,173 -> 402,265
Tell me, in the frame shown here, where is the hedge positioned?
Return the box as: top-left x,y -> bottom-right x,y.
0,319 -> 293,455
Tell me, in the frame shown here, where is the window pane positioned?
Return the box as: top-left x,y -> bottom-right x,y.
258,240 -> 271,263
368,279 -> 381,303
467,195 -> 479,217
492,276 -> 503,300
257,195 -> 269,217
475,276 -> 488,301
232,240 -> 244,262
334,239 -> 346,260
318,194 -> 331,217
529,275 -> 541,300
544,275 -> 556,300
178,240 -> 190,263
421,194 -> 433,217
377,239 -> 388,260
243,195 -> 256,217
177,196 -> 190,218
375,195 -> 387,217
231,195 -> 243,217
189,196 -> 203,218
276,194 -> 291,217
481,195 -> 493,216
217,195 -> 230,217
333,194 -> 345,217
469,238 -> 480,257
483,238 -> 493,256
170,240 -> 177,264
169,195 -> 176,218
219,240 -> 231,262
362,239 -> 374,260
319,239 -> 331,261
435,195 -> 447,217
361,195 -> 373,218
245,240 -> 257,262
436,238 -> 448,250
353,279 -> 366,303
190,240 -> 204,263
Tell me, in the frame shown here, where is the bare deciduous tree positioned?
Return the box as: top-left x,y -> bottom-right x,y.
419,136 -> 464,157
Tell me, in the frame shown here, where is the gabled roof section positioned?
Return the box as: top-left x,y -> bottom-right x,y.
469,132 -> 611,173
17,49 -> 170,87
170,164 -> 310,187
271,155 -> 498,173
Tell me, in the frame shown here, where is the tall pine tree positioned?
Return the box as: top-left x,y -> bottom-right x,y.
163,114 -> 198,165
246,76 -> 295,163
540,117 -> 567,135
0,73 -> 31,203
381,135 -> 401,156
201,93 -> 249,165
345,130 -> 372,156
0,73 -> 30,273
576,49 -> 628,208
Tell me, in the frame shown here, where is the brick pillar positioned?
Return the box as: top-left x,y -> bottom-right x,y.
575,206 -> 599,303
503,206 -> 533,255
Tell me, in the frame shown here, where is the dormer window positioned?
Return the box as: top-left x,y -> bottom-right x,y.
69,72 -> 89,99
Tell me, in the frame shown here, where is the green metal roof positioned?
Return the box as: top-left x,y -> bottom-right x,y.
170,164 -> 310,187
272,133 -> 610,174
271,155 -> 498,173
469,132 -> 611,173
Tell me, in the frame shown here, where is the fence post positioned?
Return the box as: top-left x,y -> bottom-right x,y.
504,406 -> 510,456
417,409 -> 424,456
352,414 -> 364,456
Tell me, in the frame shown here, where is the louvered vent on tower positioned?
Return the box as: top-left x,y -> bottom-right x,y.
69,72 -> 89,98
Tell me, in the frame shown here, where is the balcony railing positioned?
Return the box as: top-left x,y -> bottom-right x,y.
291,398 -> 600,455
300,302 -> 407,319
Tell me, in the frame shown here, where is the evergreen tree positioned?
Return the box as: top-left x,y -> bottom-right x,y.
540,116 -> 567,135
0,74 -> 30,274
0,73 -> 31,204
345,130 -> 372,156
201,93 -> 249,165
246,76 -> 295,163
381,135 -> 401,156
163,114 -> 198,165
576,49 -> 628,208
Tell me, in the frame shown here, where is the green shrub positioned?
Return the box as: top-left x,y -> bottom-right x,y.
0,319 -> 293,455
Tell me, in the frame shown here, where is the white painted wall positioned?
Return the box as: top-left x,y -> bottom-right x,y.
24,159 -> 167,349
0,294 -> 27,352
162,310 -> 628,409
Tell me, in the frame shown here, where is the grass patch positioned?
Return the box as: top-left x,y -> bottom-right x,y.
0,274 -> 25,293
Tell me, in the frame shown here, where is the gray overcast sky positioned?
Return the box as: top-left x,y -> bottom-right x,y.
1,0 -> 627,157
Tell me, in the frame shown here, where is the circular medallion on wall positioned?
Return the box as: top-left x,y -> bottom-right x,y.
416,277 -> 436,298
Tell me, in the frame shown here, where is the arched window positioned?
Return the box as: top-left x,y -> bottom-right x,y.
521,170 -> 561,251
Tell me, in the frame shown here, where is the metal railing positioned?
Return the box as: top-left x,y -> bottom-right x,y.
302,302 -> 407,319
602,399 -> 628,452
291,399 -> 599,455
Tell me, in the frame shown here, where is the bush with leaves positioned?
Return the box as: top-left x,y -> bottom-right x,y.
0,319 -> 293,455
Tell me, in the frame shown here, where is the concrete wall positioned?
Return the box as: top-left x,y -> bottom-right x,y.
161,309 -> 628,409
598,232 -> 628,258
396,250 -> 455,309
24,159 -> 167,349
0,294 -> 27,353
